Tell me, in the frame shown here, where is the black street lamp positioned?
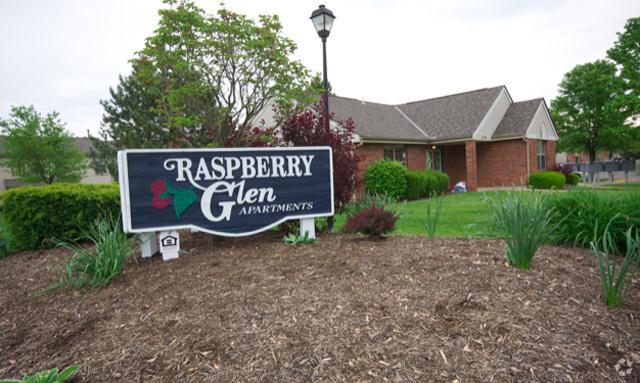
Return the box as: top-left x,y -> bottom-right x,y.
310,4 -> 335,128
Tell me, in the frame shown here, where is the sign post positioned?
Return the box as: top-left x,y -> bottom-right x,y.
118,147 -> 334,260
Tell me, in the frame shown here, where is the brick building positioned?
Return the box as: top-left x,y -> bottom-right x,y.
328,86 -> 558,191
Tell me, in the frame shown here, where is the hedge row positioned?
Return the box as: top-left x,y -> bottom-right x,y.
405,170 -> 449,199
364,160 -> 449,200
1,183 -> 120,249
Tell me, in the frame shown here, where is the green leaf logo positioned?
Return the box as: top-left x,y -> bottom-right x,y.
160,180 -> 198,218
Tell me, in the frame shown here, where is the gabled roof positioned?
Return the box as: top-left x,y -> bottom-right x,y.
492,98 -> 543,139
396,86 -> 505,140
328,96 -> 428,142
329,86 -> 512,142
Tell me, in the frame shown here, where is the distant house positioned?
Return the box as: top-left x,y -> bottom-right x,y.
324,85 -> 558,191
0,137 -> 112,191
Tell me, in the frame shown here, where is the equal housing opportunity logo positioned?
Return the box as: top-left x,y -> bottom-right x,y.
118,147 -> 334,236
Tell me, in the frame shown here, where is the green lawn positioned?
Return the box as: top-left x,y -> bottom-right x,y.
335,186 -> 639,237
591,182 -> 640,191
336,192 -> 495,237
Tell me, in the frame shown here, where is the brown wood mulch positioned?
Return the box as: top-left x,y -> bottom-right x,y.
0,233 -> 639,383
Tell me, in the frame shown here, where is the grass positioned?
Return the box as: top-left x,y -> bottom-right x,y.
578,182 -> 640,191
336,187 -> 640,238
336,192 -> 494,237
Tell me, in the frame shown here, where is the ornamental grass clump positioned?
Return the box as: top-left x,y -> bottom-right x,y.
546,190 -> 640,254
59,217 -> 134,288
421,194 -> 442,239
590,218 -> 640,308
485,191 -> 558,269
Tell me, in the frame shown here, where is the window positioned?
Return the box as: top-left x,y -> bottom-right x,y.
537,140 -> 546,170
383,145 -> 406,165
427,149 -> 442,171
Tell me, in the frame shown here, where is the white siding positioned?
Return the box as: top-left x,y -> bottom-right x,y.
525,103 -> 558,141
473,87 -> 512,141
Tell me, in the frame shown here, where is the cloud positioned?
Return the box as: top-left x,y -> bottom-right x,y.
0,0 -> 638,136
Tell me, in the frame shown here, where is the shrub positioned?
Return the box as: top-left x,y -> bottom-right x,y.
566,173 -> 581,186
528,171 -> 566,190
0,364 -> 80,383
546,190 -> 640,253
344,205 -> 398,238
59,217 -> 134,288
421,195 -> 442,239
484,191 -> 559,269
1,183 -> 120,249
590,218 -> 640,307
364,161 -> 407,200
405,170 -> 449,200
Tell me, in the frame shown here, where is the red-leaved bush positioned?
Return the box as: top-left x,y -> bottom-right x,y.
343,205 -> 398,238
279,101 -> 360,213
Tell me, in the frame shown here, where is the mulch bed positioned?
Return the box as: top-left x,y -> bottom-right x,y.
1,233 -> 639,382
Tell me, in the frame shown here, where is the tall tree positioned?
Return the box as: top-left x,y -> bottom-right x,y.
607,17 -> 640,116
96,0 -> 313,176
0,106 -> 87,184
550,60 -> 633,163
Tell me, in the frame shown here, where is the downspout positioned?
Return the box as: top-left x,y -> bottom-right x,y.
523,136 -> 531,177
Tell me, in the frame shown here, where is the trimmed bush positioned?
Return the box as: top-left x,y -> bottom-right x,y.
528,171 -> 565,190
405,170 -> 449,200
364,160 -> 407,200
1,183 -> 120,249
546,190 -> 640,253
344,205 -> 398,238
566,173 -> 581,186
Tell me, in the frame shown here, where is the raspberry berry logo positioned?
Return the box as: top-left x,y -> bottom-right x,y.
150,178 -> 197,218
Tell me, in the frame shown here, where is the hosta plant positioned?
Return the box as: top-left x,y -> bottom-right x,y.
0,364 -> 80,383
590,218 -> 640,308
283,232 -> 316,246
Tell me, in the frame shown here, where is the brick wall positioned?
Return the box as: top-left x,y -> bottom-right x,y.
406,145 -> 427,171
354,143 -> 383,195
442,145 -> 466,187
465,141 -> 478,191
477,139 -> 529,187
545,140 -> 557,169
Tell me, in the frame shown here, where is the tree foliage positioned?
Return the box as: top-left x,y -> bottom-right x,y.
279,103 -> 360,213
608,17 -> 640,116
550,60 -> 634,162
96,0 -> 313,176
0,106 -> 87,184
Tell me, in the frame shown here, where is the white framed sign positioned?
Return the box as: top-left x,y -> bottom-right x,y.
117,147 -> 334,237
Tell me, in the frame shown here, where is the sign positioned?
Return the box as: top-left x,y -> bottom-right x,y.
159,231 -> 180,261
118,147 -> 334,237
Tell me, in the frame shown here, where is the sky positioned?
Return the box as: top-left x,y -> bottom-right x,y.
0,0 -> 638,137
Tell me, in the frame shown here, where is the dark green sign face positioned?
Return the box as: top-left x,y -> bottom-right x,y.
118,147 -> 334,236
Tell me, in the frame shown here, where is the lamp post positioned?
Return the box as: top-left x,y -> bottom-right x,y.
310,4 -> 335,129
310,4 -> 335,231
